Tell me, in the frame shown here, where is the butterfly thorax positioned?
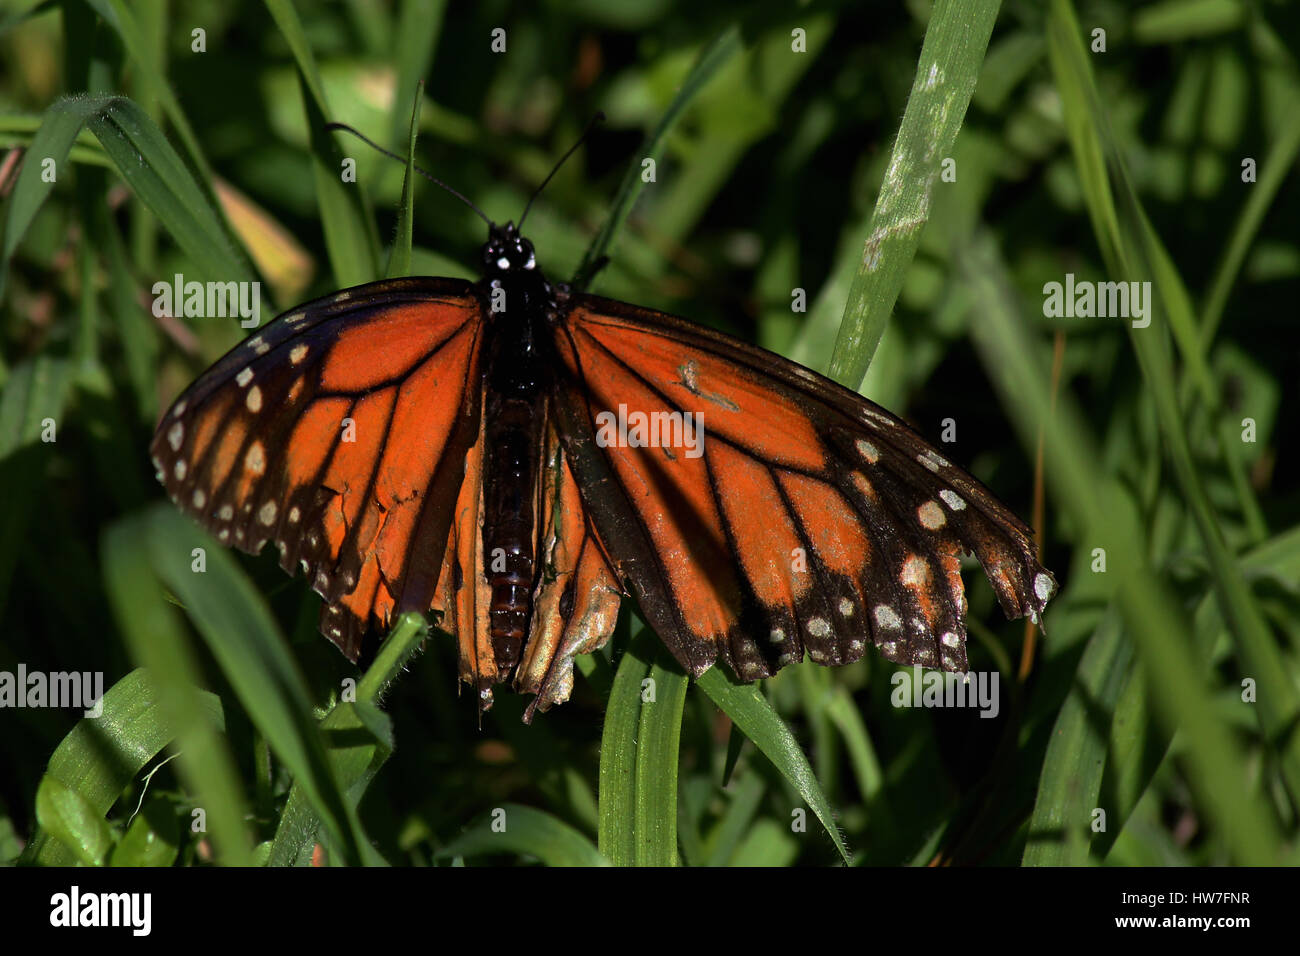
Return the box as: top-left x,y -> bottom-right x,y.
476,223 -> 555,689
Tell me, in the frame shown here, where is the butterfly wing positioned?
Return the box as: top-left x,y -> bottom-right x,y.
516,420 -> 623,716
550,293 -> 1055,681
432,398 -> 494,694
150,277 -> 488,661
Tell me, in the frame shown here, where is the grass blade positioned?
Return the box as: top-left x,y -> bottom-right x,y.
268,614 -> 429,866
826,0 -> 1000,390
264,0 -> 381,285
127,503 -> 368,865
1198,103 -> 1300,349
85,0 -> 215,184
1022,608 -> 1130,865
697,669 -> 851,865
959,227 -> 1287,863
1,94 -> 254,300
384,81 -> 421,279
597,627 -> 655,864
1047,0 -> 1300,809
573,25 -> 741,288
101,519 -> 255,865
390,0 -> 447,148
634,650 -> 689,866
439,804 -> 609,866
20,669 -> 228,866
35,778 -> 114,866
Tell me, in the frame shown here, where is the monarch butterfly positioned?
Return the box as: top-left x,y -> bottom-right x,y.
151,130 -> 1055,722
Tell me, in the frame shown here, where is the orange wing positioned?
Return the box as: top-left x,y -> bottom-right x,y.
550,293 -> 1055,683
150,278 -> 487,661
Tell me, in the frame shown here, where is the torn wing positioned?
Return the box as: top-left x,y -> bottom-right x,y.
433,410 -> 623,718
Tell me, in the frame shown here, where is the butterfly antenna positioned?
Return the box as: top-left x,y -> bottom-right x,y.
324,122 -> 493,226
518,111 -> 605,229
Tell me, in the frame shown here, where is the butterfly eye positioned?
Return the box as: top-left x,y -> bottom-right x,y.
517,239 -> 537,269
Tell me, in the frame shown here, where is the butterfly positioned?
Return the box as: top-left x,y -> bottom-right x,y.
151,140 -> 1055,722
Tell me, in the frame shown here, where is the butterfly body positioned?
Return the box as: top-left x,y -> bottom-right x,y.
478,224 -> 557,683
152,218 -> 1056,720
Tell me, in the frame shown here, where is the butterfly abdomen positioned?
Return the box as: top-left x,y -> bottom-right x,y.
480,293 -> 549,674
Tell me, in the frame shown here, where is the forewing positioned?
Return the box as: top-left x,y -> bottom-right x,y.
150,277 -> 488,661
550,293 -> 1055,681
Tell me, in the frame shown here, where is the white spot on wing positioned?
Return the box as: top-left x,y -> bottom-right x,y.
167,422 -> 184,450
918,450 -> 949,473
236,367 -> 253,388
856,439 -> 880,464
918,501 -> 946,530
874,605 -> 902,631
901,555 -> 929,587
245,441 -> 266,475
940,489 -> 966,511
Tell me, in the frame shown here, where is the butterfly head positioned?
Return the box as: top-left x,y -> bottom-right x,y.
483,222 -> 537,277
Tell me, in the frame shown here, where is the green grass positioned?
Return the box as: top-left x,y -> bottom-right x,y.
1,0 -> 1297,866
